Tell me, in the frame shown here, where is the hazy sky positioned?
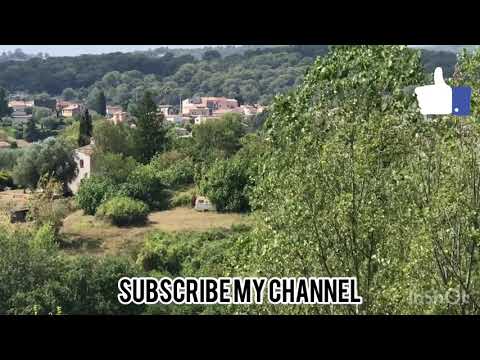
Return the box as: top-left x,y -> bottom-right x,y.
0,45 -> 220,56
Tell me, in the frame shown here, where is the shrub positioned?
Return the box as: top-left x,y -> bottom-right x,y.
170,187 -> 196,208
150,150 -> 184,170
28,178 -> 74,237
12,138 -> 76,190
92,152 -> 138,184
0,148 -> 24,170
157,157 -> 194,187
76,176 -> 117,215
199,157 -> 253,212
96,196 -> 149,226
123,164 -> 168,209
151,151 -> 194,188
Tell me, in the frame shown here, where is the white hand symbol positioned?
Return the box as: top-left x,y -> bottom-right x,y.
415,67 -> 452,115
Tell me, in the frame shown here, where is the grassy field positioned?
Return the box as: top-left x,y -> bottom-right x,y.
60,207 -> 250,257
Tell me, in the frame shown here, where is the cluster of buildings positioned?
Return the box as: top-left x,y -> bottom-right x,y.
7,95 -> 265,129
178,97 -> 264,125
7,99 -> 83,121
66,96 -> 265,195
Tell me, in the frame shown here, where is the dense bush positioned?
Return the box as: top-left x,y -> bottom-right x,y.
192,113 -> 246,165
0,148 -> 24,170
123,164 -> 167,209
0,222 -> 145,314
92,152 -> 138,184
11,138 -> 77,190
200,157 -> 253,212
93,120 -> 135,157
76,176 -> 117,215
96,196 -> 149,226
157,157 -> 194,187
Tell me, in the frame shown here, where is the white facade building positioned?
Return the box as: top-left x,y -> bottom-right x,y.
68,143 -> 94,194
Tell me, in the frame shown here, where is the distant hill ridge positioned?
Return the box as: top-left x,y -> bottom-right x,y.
0,45 -> 466,106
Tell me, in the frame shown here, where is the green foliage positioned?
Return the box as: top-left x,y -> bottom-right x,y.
0,87 -> 12,117
200,156 -> 253,212
0,223 -> 145,314
78,109 -> 93,147
92,152 -> 138,184
92,120 -> 135,157
198,133 -> 265,213
170,187 -> 196,208
61,256 -> 145,314
23,117 -> 39,142
138,227 -> 251,314
96,196 -> 149,226
87,88 -> 107,116
32,106 -> 52,122
58,121 -> 80,148
62,87 -> 77,100
157,157 -> 194,188
12,138 -> 77,190
0,148 -> 23,170
0,51 -> 196,94
202,50 -> 222,61
123,164 -> 168,209
28,177 -> 72,236
132,91 -> 167,163
76,176 -> 118,215
192,113 -> 246,165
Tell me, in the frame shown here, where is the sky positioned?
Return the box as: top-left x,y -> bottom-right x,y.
0,45 -> 217,57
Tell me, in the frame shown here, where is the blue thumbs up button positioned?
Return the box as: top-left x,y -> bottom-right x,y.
452,87 -> 472,116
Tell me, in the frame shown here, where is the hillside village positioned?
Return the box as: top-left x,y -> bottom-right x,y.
2,92 -> 264,201
3,45 -> 480,316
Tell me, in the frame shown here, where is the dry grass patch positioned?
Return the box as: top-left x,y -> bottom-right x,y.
60,207 -> 250,257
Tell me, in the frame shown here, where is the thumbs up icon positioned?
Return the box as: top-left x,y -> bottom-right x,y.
415,67 -> 472,116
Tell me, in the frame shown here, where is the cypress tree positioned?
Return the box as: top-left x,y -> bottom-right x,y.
78,108 -> 93,147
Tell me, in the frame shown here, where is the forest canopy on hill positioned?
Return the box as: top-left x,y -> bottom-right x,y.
0,45 -> 457,107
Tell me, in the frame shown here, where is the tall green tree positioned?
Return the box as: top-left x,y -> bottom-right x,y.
95,91 -> 107,116
0,87 -> 12,117
132,91 -> 166,163
12,138 -> 77,190
78,108 -> 93,147
192,113 -> 245,164
232,46 -> 428,315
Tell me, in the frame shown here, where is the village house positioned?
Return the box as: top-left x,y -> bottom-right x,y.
8,99 -> 34,110
182,97 -> 239,116
68,142 -> 94,194
62,104 -> 81,118
106,105 -> 123,117
8,99 -> 33,122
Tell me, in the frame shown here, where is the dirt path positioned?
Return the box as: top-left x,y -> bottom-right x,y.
60,207 -> 249,256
